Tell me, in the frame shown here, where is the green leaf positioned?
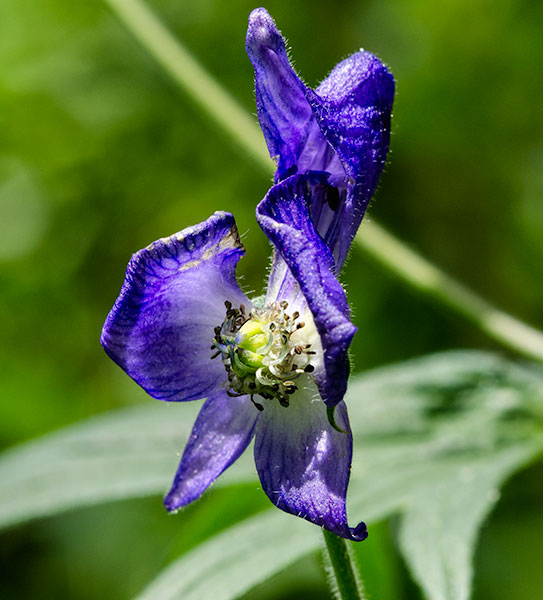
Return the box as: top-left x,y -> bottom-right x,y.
135,509 -> 318,600
0,402 -> 255,529
345,351 -> 542,600
398,445 -> 539,600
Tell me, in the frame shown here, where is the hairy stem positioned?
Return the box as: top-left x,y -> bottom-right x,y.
103,0 -> 543,363
322,530 -> 365,600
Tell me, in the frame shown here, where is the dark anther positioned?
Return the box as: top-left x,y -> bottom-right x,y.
240,304 -> 246,315
296,322 -> 305,330
224,300 -> 232,310
226,390 -> 243,397
279,397 -> 290,407
324,185 -> 340,211
286,386 -> 296,395
210,351 -> 221,359
304,364 -> 315,373
292,311 -> 299,320
269,323 -> 276,331
214,326 -> 221,336
280,300 -> 288,309
248,382 -> 256,390
250,395 -> 264,411
294,346 -> 303,354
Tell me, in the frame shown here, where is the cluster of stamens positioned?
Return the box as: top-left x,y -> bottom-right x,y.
211,301 -> 315,410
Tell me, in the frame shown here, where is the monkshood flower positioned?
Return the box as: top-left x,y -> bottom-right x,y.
101,9 -> 393,541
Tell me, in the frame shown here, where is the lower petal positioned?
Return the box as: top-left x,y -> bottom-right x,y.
164,391 -> 259,510
254,384 -> 367,541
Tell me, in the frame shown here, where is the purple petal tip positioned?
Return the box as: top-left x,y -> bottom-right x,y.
351,521 -> 368,541
317,49 -> 395,107
246,8 -> 284,55
163,494 -> 181,513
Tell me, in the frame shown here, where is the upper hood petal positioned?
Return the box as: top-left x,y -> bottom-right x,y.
247,8 -> 394,186
101,212 -> 248,402
312,50 -> 394,188
246,7 -> 313,180
247,9 -> 394,268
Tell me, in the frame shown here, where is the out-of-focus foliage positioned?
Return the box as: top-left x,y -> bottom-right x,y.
0,1 -> 541,599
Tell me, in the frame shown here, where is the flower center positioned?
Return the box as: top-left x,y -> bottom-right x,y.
211,301 -> 315,410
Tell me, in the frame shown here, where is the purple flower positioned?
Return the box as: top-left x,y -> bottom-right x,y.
101,9 -> 393,541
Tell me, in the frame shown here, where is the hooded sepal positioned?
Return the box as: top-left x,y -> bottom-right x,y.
246,7 -> 313,181
247,9 -> 394,269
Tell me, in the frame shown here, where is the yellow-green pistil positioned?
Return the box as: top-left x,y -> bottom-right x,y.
211,301 -> 314,410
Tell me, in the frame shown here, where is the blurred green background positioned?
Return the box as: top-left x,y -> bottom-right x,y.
0,0 -> 541,598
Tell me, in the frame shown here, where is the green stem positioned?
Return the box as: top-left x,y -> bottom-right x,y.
103,0 -> 543,363
103,0 -> 269,168
322,530 -> 365,600
356,222 -> 543,361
